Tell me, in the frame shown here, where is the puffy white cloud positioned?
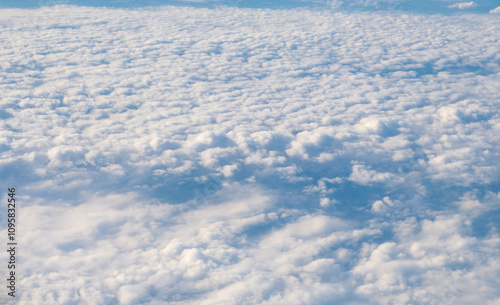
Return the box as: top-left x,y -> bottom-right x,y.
349,164 -> 397,186
448,2 -> 478,9
354,215 -> 500,304
490,6 -> 500,14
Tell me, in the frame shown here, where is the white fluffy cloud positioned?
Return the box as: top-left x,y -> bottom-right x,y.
490,6 -> 500,14
448,2 -> 478,9
0,2 -> 499,305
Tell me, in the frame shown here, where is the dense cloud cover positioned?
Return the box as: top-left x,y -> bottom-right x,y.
0,2 -> 499,305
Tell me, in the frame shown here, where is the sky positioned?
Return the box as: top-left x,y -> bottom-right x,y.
0,0 -> 499,304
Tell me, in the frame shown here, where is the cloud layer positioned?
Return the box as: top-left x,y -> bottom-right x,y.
0,4 -> 499,305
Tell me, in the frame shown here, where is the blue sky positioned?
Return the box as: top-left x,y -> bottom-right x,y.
1,0 -> 500,12
0,1 -> 499,304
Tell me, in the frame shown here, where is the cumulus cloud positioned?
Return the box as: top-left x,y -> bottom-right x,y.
448,2 -> 478,9
490,6 -> 500,14
349,164 -> 397,186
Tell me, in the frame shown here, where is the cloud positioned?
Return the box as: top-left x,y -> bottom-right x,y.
348,164 -> 397,186
448,2 -> 478,9
353,214 -> 500,304
490,6 -> 500,14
